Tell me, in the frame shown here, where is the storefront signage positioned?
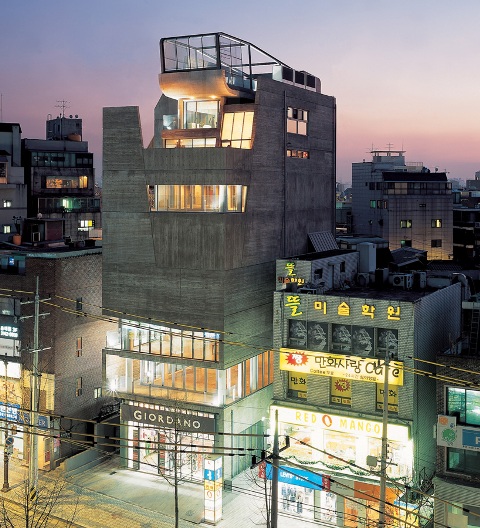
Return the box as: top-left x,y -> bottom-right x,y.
265,463 -> 324,490
0,403 -> 49,429
285,295 -> 303,317
437,415 -> 480,451
280,349 -> 403,386
120,404 -> 215,433
0,324 -> 19,339
271,405 -> 410,441
204,455 -> 222,524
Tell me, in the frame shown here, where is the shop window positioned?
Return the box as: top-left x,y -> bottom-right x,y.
76,337 -> 82,357
431,239 -> 442,248
287,107 -> 308,135
400,219 -> 412,228
94,387 -> 102,399
3,200 -> 11,208
75,377 -> 83,397
447,387 -> 480,426
431,219 -> 442,228
330,378 -> 351,406
221,111 -> 254,148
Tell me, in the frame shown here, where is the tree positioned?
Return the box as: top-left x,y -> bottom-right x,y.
0,475 -> 78,527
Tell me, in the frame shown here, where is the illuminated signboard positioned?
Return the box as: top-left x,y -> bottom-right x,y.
279,348 -> 403,386
0,324 -> 19,339
271,405 -> 410,441
204,455 -> 222,523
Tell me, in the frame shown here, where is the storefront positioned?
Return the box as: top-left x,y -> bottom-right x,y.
121,402 -> 216,480
270,404 -> 412,526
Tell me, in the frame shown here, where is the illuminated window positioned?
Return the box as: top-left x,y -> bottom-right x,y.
3,225 -> 11,234
286,149 -> 309,158
75,377 -> 83,397
431,219 -> 442,228
79,175 -> 88,188
287,107 -> 308,135
400,240 -> 412,247
376,384 -> 398,413
221,112 -> 254,148
148,185 -> 247,212
447,387 -> 480,425
3,200 -> 11,208
400,219 -> 412,228
184,100 -> 219,129
0,162 -> 6,181
79,219 -> 94,231
76,337 -> 82,357
94,387 -> 102,398
165,138 -> 216,148
370,200 -> 376,208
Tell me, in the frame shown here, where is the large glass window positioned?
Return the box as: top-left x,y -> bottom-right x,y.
165,138 -> 216,148
221,112 -> 254,148
447,448 -> 480,476
184,100 -> 219,129
45,175 -> 89,189
287,107 -> 308,135
447,387 -> 480,425
148,184 -> 247,213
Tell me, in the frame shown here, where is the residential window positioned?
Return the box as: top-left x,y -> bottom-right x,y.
369,182 -> 375,190
221,111 -> 254,149
370,200 -> 376,208
94,387 -> 102,399
286,149 -> 309,159
2,225 -> 11,234
76,337 -> 82,357
3,200 -> 11,208
76,297 -> 83,314
431,239 -> 442,248
400,240 -> 412,247
400,220 -> 412,228
447,448 -> 480,476
0,162 -> 6,181
75,377 -> 83,397
184,100 -> 219,129
330,378 -> 351,406
79,219 -> 94,231
447,387 -> 480,425
287,107 -> 308,135
340,261 -> 346,272
431,219 -> 442,228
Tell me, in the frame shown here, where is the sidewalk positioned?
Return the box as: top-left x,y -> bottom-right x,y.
2,455 -> 332,527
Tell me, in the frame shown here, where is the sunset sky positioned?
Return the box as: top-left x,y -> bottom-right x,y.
2,0 -> 479,184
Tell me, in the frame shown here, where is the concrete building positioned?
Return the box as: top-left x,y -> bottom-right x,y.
271,250 -> 464,526
22,114 -> 101,243
434,295 -> 480,528
0,123 -> 27,242
0,237 -> 114,468
352,149 -> 453,260
102,32 -> 336,482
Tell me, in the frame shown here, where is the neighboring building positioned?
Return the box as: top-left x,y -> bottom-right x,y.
102,32 -> 336,482
271,250 -> 463,526
0,123 -> 27,242
0,228 -> 114,468
434,294 -> 480,527
21,114 -> 101,243
352,149 -> 453,260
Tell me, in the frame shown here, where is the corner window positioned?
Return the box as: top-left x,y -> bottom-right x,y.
221,112 -> 254,149
400,220 -> 412,228
287,107 -> 308,135
431,219 -> 442,228
431,239 -> 442,248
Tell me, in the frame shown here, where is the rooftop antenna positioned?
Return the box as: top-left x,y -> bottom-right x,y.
54,100 -> 70,119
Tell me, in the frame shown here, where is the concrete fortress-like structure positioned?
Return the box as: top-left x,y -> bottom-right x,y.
102,33 -> 336,479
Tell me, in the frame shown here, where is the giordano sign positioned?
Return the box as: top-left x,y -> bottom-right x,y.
280,348 -> 403,386
120,404 -> 215,433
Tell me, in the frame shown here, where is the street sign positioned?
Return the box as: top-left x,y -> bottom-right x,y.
5,436 -> 13,446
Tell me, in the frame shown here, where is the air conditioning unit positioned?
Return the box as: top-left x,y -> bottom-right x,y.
413,271 -> 427,289
390,273 -> 413,290
32,231 -> 41,242
298,287 -> 317,295
357,272 -> 370,287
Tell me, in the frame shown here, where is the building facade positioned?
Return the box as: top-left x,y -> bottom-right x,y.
102,32 -> 336,481
0,123 -> 27,242
22,114 -> 101,243
271,253 -> 463,526
352,149 -> 453,260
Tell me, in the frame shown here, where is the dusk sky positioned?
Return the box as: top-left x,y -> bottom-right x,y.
2,1 -> 479,184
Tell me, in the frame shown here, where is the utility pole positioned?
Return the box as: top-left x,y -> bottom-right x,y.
20,277 -> 50,502
378,353 -> 390,527
271,409 -> 279,528
2,358 -> 10,492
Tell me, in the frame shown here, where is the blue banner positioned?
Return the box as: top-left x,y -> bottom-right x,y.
462,428 -> 480,450
265,463 -> 323,490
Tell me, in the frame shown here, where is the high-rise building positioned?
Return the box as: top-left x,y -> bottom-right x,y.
102,32 -> 336,480
352,149 -> 453,260
22,114 -> 101,243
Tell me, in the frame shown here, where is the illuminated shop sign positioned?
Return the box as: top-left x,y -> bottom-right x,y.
280,349 -> 403,386
271,405 -> 410,441
120,404 -> 215,433
265,463 -> 324,490
0,324 -> 19,339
